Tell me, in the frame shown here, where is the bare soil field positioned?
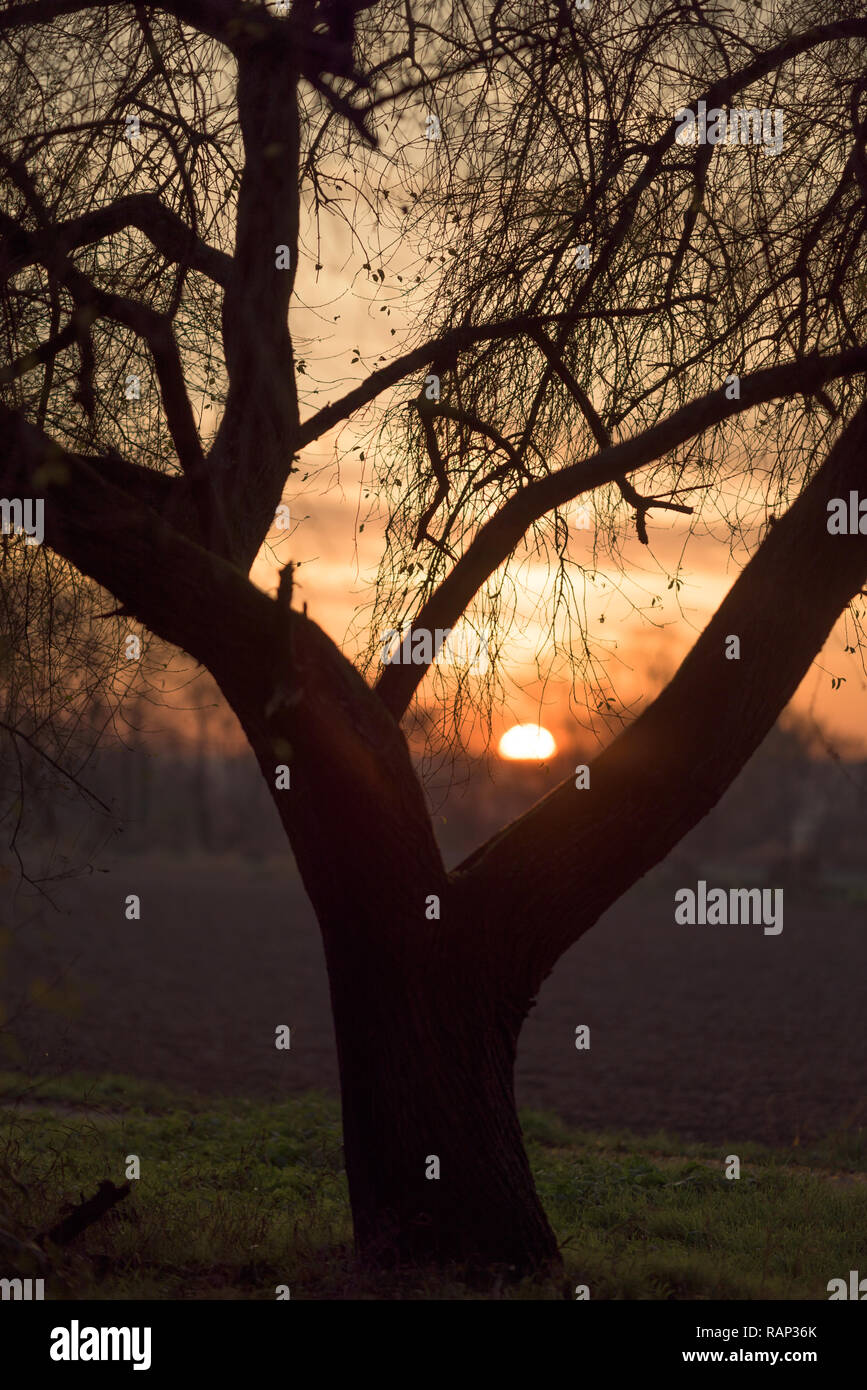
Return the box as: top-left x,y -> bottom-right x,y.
3,855 -> 865,1146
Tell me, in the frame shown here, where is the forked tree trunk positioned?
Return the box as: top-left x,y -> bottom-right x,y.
217,396 -> 867,1276
17,390 -> 858,1277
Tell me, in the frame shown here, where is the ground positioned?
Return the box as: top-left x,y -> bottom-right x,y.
3,855 -> 865,1145
2,1076 -> 865,1299
2,854 -> 864,1299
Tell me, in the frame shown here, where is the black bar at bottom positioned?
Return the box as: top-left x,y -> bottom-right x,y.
1,1299 -> 860,1376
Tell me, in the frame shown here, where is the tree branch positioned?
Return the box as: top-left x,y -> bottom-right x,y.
375,346 -> 867,720
414,400 -> 450,547
455,393 -> 867,997
0,170 -> 206,476
0,316 -> 81,384
500,18 -> 867,465
40,1180 -> 131,1248
0,403 -> 264,673
201,34 -> 303,566
0,401 -> 444,943
0,194 -> 231,288
296,312 -> 573,449
529,327 -> 694,543
0,0 -> 243,43
413,398 -> 533,546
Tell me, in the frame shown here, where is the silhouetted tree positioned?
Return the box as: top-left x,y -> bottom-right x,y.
2,0 -> 867,1272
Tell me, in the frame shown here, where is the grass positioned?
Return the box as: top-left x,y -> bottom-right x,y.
1,1071 -> 864,1300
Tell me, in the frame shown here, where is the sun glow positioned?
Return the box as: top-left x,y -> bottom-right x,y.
498,724 -> 557,761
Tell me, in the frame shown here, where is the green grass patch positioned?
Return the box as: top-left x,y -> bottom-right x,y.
0,1072 -> 864,1300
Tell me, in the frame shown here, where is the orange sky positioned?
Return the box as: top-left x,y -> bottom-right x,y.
230,173 -> 867,762
247,457 -> 867,761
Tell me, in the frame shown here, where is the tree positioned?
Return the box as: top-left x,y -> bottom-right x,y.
1,0 -> 867,1274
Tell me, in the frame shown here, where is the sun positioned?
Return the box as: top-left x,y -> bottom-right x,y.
498,724 -> 557,761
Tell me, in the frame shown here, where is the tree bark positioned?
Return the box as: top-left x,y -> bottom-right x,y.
322,922 -> 558,1271
228,616 -> 560,1271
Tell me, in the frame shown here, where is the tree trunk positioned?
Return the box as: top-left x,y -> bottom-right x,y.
226,389 -> 867,1274
231,642 -> 560,1273
320,921 -> 559,1271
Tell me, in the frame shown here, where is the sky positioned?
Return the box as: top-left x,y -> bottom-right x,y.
207,85 -> 867,764
248,448 -> 867,762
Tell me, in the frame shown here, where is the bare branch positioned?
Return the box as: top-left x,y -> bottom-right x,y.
296,312 -> 573,449
456,395 -> 867,995
0,719 -> 112,814
0,193 -> 231,288
530,327 -> 693,544
375,347 -> 867,720
0,209 -> 206,474
0,403 -> 266,677
0,0 -> 242,43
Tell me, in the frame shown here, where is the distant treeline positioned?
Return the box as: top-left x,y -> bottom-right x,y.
2,718 -> 865,881
430,722 -> 866,880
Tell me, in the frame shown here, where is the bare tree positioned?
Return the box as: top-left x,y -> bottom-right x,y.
1,0 -> 867,1273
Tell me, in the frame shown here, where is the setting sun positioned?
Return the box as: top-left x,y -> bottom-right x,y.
498,724 -> 558,761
